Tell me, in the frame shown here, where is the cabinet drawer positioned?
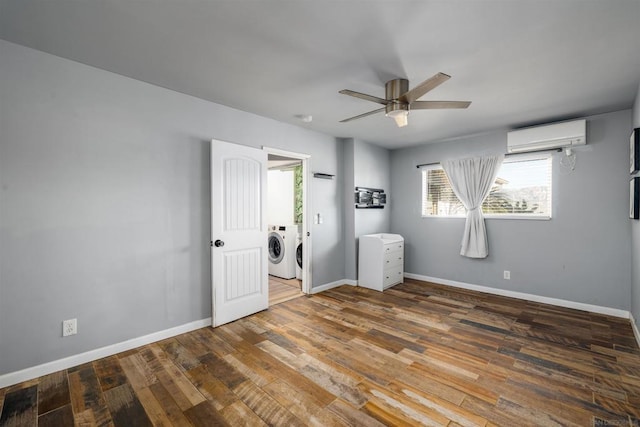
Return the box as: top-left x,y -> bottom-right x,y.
383,267 -> 403,288
383,251 -> 404,268
384,242 -> 404,253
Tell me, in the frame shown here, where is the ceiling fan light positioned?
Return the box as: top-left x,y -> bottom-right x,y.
392,111 -> 408,127
386,108 -> 409,127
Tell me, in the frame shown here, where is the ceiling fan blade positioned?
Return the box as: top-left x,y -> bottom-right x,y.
410,100 -> 471,110
339,107 -> 386,123
339,89 -> 389,105
399,72 -> 451,104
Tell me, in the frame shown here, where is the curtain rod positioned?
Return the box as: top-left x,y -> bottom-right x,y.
415,148 -> 562,169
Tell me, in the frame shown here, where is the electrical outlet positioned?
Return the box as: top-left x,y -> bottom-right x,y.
503,270 -> 511,280
63,318 -> 77,337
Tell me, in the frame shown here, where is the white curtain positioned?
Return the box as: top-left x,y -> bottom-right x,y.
442,154 -> 504,258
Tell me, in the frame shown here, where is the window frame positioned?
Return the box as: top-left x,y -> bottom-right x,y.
420,152 -> 553,220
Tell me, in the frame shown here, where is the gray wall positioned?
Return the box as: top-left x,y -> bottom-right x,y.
632,83 -> 640,330
343,139 -> 391,280
390,110 -> 632,310
0,40 -> 344,375
342,139 -> 357,280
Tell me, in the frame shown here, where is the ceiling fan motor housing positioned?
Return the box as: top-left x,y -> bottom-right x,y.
385,78 -> 409,116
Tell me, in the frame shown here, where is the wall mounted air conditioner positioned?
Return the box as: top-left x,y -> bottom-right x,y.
507,119 -> 586,153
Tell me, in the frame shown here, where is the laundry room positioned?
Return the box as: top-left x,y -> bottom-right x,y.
267,155 -> 304,304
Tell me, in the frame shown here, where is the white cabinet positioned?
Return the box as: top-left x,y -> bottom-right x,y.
358,233 -> 404,291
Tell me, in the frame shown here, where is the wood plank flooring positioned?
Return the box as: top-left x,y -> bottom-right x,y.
269,276 -> 304,306
2,278 -> 640,426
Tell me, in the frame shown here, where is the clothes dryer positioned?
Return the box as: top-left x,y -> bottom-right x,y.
295,233 -> 302,280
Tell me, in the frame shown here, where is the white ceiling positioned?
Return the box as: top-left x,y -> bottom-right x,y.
1,0 -> 639,149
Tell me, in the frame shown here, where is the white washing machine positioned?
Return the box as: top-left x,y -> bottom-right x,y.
268,225 -> 297,279
295,233 -> 302,280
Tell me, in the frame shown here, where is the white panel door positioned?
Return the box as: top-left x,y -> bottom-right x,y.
211,139 -> 268,327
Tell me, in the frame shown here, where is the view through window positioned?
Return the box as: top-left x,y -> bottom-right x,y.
421,154 -> 552,218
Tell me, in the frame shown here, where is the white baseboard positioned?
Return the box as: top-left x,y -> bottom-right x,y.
0,318 -> 211,389
311,279 -> 356,294
404,273 -> 630,319
631,313 -> 640,349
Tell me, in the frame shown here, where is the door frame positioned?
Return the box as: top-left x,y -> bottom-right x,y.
263,146 -> 312,294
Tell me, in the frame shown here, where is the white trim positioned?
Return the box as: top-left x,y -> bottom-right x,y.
631,313 -> 640,349
262,146 -> 311,159
483,214 -> 551,221
311,279 -> 356,294
421,214 -> 551,221
420,154 -> 552,220
0,318 -> 211,389
263,146 -> 312,294
404,273 -> 630,318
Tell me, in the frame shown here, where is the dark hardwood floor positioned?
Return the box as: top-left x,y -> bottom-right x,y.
2,278 -> 640,426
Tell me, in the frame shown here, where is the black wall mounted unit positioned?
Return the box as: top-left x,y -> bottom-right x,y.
313,173 -> 334,179
355,187 -> 386,209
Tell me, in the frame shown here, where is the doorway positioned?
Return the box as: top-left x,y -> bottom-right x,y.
264,147 -> 310,305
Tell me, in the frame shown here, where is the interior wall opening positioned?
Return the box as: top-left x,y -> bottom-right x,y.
267,154 -> 305,305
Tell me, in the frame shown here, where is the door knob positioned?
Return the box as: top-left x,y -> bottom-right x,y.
214,239 -> 225,247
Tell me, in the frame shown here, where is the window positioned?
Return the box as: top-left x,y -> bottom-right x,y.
421,153 -> 552,219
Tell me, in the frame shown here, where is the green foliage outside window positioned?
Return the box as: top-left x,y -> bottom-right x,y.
294,165 -> 303,224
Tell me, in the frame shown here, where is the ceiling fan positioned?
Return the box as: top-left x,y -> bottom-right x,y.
339,72 -> 471,127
